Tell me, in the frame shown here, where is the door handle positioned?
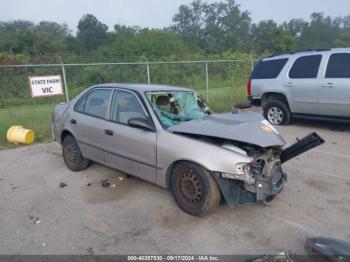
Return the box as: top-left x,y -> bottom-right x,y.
71,119 -> 77,124
104,129 -> 114,136
322,83 -> 335,88
284,82 -> 294,87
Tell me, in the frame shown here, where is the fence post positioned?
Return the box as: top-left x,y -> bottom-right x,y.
61,62 -> 69,102
250,58 -> 254,72
146,62 -> 151,84
205,61 -> 209,102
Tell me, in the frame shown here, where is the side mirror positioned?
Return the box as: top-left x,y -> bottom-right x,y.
128,117 -> 155,132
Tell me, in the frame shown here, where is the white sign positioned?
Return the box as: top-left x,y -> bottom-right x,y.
29,75 -> 64,97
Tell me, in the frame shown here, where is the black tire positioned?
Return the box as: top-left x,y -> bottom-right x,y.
62,135 -> 90,171
170,162 -> 221,216
263,99 -> 291,125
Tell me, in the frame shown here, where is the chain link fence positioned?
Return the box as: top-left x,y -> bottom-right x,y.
0,59 -> 256,146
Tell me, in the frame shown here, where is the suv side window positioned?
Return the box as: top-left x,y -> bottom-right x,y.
251,58 -> 288,79
76,89 -> 112,118
289,55 -> 322,79
111,90 -> 147,124
326,53 -> 350,78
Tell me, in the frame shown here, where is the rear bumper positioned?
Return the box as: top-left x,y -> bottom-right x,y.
213,171 -> 287,207
248,96 -> 261,106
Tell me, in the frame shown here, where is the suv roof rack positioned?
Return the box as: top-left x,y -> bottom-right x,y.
267,48 -> 331,58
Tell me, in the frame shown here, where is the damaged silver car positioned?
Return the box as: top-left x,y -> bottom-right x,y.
52,84 -> 324,216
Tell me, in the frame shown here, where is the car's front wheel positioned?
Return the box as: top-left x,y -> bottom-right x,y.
170,162 -> 221,216
263,99 -> 291,125
62,135 -> 90,171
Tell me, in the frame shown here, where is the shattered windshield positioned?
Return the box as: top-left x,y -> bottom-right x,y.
146,91 -> 209,128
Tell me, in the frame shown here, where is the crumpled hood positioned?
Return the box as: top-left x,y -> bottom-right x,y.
168,112 -> 286,147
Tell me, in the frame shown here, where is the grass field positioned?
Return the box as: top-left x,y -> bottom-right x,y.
0,104 -> 53,149
0,85 -> 246,148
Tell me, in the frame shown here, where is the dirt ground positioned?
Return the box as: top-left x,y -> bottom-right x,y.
0,118 -> 350,255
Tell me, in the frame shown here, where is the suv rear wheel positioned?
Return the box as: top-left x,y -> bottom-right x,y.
263,99 -> 291,125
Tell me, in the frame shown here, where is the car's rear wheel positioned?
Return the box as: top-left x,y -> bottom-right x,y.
263,99 -> 291,125
62,135 -> 90,171
170,162 -> 221,216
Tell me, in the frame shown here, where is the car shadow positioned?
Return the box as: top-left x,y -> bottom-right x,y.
245,106 -> 350,132
290,118 -> 350,132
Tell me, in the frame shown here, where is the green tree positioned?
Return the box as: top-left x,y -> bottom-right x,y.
213,0 -> 252,52
282,18 -> 308,39
172,0 -> 252,53
77,14 -> 109,51
1,7 -> 350,61
33,22 -> 70,55
273,29 -> 295,53
172,0 -> 205,50
251,20 -> 295,54
0,20 -> 69,56
297,12 -> 341,49
0,21 -> 35,54
97,26 -> 189,60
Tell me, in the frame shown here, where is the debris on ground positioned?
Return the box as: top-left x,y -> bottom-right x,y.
250,238 -> 350,262
87,182 -> 92,187
59,182 -> 67,188
101,179 -> 110,188
305,237 -> 350,262
10,183 -> 17,190
111,184 -> 116,188
30,216 -> 41,225
118,177 -> 124,181
41,242 -> 46,247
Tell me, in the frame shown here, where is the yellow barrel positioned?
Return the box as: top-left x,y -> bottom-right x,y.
7,126 -> 35,145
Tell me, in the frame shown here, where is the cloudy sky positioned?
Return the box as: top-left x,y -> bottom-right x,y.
1,0 -> 350,32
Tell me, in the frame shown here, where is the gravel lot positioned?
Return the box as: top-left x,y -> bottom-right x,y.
0,118 -> 350,255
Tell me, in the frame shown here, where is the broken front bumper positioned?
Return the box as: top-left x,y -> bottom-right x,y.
213,170 -> 287,207
214,132 -> 324,207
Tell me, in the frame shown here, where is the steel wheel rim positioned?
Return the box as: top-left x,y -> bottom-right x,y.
64,142 -> 78,166
267,106 -> 283,125
176,169 -> 203,207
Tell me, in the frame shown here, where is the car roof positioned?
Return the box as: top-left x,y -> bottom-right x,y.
90,83 -> 193,93
263,47 -> 350,61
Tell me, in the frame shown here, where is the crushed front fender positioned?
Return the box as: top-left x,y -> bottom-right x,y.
212,171 -> 287,207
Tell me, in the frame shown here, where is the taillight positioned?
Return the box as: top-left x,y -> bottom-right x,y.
247,79 -> 252,96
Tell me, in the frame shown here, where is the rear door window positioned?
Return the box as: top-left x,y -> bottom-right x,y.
251,58 -> 288,79
326,53 -> 350,78
289,55 -> 322,79
76,89 -> 112,118
75,95 -> 87,112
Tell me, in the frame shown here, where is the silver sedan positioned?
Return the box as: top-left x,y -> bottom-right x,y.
52,83 -> 324,216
